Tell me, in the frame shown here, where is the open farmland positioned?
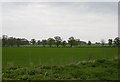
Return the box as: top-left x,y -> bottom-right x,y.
2,47 -> 118,80
2,47 -> 118,66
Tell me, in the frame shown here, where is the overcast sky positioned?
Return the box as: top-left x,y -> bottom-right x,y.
2,2 -> 118,42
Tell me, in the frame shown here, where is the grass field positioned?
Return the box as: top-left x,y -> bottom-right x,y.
2,47 -> 118,80
2,47 -> 118,66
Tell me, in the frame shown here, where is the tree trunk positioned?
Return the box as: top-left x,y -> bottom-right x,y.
57,44 -> 59,47
71,44 -> 72,47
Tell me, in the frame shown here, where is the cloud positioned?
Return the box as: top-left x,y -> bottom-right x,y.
0,0 -> 119,2
2,2 -> 118,42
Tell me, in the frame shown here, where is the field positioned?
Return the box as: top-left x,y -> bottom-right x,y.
2,47 -> 118,66
2,47 -> 118,80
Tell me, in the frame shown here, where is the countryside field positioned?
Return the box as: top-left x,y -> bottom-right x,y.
2,47 -> 118,80
1,2 -> 119,81
2,47 -> 118,66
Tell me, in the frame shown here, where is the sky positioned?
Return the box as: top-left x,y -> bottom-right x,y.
2,2 -> 118,43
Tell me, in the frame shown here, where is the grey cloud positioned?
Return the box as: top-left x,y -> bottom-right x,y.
2,2 -> 118,42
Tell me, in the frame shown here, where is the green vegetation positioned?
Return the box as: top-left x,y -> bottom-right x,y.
0,47 -> 2,82
3,47 -> 117,66
2,35 -> 119,80
1,35 -> 120,47
2,47 -> 118,80
2,58 -> 118,80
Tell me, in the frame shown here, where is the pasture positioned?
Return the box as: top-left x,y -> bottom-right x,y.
2,47 -> 118,80
2,47 -> 118,66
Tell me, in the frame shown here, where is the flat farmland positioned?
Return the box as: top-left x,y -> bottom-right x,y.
2,47 -> 118,80
2,47 -> 118,66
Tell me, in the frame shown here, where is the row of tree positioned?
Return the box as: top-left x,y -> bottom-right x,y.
1,35 -> 120,47
2,35 -> 29,47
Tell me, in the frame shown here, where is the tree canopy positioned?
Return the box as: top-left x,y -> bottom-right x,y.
1,35 -> 120,47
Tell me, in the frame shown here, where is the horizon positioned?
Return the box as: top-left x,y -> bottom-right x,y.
1,34 -> 119,43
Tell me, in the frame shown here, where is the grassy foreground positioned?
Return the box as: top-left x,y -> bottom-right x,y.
2,47 -> 118,80
2,58 -> 118,80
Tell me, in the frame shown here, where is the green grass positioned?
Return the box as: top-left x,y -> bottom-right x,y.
2,47 -> 118,66
2,47 -> 118,80
2,58 -> 118,80
0,47 -> 2,82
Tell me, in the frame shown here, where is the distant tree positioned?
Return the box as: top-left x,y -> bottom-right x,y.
114,37 -> 120,47
2,35 -> 29,47
47,38 -> 55,47
2,35 -> 8,46
95,42 -> 100,45
41,40 -> 47,47
31,39 -> 36,45
108,39 -> 112,46
74,39 -> 80,47
0,37 -> 2,46
68,36 -> 75,47
88,41 -> 91,45
62,40 -> 67,47
37,40 -> 41,45
7,37 -> 16,47
101,39 -> 105,46
54,36 -> 62,47
16,38 -> 21,47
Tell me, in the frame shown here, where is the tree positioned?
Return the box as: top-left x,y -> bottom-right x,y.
95,42 -> 100,44
54,36 -> 62,47
47,38 -> 55,47
41,40 -> 47,47
7,37 -> 16,47
2,35 -> 8,47
2,35 -> 29,47
114,37 -> 120,47
16,38 -> 21,47
108,39 -> 112,46
75,39 -> 80,47
101,39 -> 105,46
37,40 -> 41,45
68,36 -> 75,47
62,40 -> 67,47
88,41 -> 91,45
31,39 -> 36,45
0,37 -> 2,46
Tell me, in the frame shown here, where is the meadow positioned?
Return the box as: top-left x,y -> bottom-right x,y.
2,47 -> 118,66
2,47 -> 118,80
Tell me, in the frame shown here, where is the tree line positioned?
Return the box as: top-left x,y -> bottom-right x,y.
1,35 -> 120,47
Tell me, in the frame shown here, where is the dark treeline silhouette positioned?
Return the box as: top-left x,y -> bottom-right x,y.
1,35 -> 120,47
2,35 -> 29,47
